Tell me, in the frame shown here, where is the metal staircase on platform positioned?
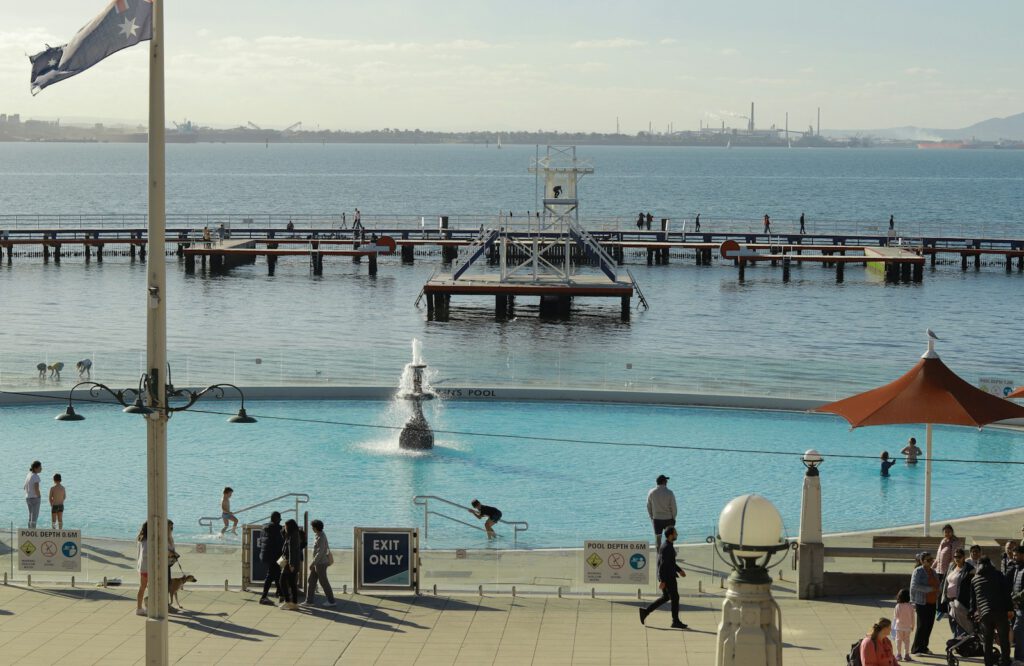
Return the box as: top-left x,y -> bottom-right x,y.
451,229 -> 499,281
412,495 -> 529,546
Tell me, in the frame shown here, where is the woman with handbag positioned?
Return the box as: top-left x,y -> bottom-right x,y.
305,519 -> 336,607
279,519 -> 303,610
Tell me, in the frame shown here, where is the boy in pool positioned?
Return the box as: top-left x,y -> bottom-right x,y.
49,473 -> 66,529
901,437 -> 922,464
880,451 -> 897,477
469,499 -> 502,540
221,487 -> 238,535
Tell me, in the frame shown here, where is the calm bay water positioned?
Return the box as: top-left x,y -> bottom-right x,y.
0,144 -> 1022,544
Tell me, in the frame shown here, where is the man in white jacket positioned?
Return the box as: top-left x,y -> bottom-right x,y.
647,474 -> 677,550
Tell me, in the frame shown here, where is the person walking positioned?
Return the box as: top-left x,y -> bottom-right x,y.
969,557 -> 1013,666
694,213 -> 701,232
933,524 -> 963,576
799,212 -> 806,234
910,552 -> 939,655
258,511 -> 284,605
646,474 -> 677,551
24,460 -> 42,528
639,526 -> 687,629
858,618 -> 899,666
645,212 -> 653,230
279,518 -> 303,610
305,519 -> 336,607
763,214 -> 771,234
220,487 -> 238,535
901,437 -> 922,464
636,212 -> 645,230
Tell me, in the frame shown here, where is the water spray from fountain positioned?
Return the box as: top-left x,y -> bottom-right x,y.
398,338 -> 436,450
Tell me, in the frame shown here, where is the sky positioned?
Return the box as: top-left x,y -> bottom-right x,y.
1,0 -> 1021,133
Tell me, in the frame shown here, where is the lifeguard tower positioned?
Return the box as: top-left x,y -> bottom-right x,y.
421,146 -> 646,321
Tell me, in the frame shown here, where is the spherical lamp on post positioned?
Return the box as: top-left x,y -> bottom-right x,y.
798,449 -> 825,599
713,494 -> 788,666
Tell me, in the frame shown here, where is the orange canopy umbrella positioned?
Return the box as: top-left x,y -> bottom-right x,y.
1009,387 -> 1024,399
812,333 -> 1024,535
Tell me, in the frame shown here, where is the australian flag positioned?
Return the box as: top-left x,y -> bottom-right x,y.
30,0 -> 153,94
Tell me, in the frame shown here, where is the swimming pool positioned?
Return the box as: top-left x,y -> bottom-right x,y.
2,398 -> 1021,548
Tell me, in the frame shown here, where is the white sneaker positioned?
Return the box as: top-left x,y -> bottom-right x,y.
135,608 -> 147,616
322,601 -> 336,607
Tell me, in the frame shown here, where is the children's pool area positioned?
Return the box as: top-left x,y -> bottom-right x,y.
2,398 -> 1022,548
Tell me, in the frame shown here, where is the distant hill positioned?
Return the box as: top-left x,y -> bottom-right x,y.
825,111 -> 1024,141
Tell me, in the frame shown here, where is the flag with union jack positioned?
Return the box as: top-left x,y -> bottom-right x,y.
30,0 -> 153,94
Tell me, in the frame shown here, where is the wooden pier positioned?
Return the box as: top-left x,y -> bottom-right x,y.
422,274 -> 636,322
181,238 -> 388,276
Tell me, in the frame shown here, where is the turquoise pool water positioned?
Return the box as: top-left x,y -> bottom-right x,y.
2,399 -> 1021,548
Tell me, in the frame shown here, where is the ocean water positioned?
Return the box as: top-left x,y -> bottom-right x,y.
2,399 -> 1021,547
0,144 -> 1022,546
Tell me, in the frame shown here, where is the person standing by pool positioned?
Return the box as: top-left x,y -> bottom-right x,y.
647,474 -> 677,551
469,499 -> 502,540
258,511 -> 284,606
968,557 -> 1013,665
136,521 -> 149,616
933,524 -> 962,576
880,451 -> 897,477
909,552 -> 939,655
639,526 -> 687,629
305,519 -> 336,607
940,548 -> 974,638
280,519 -> 304,610
24,460 -> 42,528
967,544 -> 984,570
49,473 -> 65,529
901,437 -> 922,464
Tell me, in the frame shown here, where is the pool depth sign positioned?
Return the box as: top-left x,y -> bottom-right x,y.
354,527 -> 419,593
18,528 -> 81,572
583,540 -> 649,585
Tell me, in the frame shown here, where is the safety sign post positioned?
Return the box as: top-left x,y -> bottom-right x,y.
354,527 -> 419,594
18,528 -> 81,573
583,540 -> 649,585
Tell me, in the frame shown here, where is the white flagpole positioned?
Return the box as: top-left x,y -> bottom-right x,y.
923,423 -> 932,537
144,0 -> 169,664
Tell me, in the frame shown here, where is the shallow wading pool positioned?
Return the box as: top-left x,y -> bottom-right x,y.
2,399 -> 1021,548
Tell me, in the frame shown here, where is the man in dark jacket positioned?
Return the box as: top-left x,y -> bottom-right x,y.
639,526 -> 687,629
1010,547 -> 1024,662
969,557 -> 1013,666
258,511 -> 284,606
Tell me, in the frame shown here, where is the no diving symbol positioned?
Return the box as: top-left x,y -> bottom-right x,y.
41,541 -> 58,558
608,553 -> 625,569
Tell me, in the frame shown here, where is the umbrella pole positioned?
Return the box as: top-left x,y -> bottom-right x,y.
923,423 -> 933,536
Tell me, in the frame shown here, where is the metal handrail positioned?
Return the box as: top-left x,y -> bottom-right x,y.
412,495 -> 529,547
197,492 -> 309,533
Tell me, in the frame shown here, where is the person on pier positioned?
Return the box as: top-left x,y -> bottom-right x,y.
694,213 -> 700,232
763,214 -> 771,234
636,212 -> 645,230
799,212 -> 806,234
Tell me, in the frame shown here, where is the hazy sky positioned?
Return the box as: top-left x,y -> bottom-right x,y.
1,1 -> 1021,133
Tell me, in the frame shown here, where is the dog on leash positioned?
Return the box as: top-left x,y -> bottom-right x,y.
169,574 -> 197,608
47,362 -> 64,380
36,363 -> 47,378
76,359 -> 92,378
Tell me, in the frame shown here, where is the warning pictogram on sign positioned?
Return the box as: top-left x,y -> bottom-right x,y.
20,540 -> 36,556
586,553 -> 603,569
608,553 -> 625,569
41,541 -> 58,558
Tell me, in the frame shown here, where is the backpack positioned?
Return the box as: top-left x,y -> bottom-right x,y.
846,638 -> 863,666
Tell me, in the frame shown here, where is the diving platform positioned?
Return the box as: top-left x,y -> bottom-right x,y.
422,273 -> 636,321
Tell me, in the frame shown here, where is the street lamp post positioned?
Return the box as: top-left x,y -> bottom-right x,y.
712,494 -> 790,666
798,449 -> 825,599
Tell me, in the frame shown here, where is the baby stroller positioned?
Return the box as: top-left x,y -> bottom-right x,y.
944,602 -> 999,666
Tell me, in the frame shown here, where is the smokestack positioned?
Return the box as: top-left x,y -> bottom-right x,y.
749,102 -> 754,132
817,107 -> 820,136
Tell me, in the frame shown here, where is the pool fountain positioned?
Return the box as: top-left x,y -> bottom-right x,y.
398,339 -> 436,450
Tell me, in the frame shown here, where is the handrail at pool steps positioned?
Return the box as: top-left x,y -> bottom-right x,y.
197,492 -> 310,533
413,495 -> 529,547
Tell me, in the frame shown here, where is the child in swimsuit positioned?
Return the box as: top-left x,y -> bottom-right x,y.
221,487 -> 238,535
49,473 -> 66,529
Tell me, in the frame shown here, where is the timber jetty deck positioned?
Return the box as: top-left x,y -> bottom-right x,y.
1,221 -> 1022,283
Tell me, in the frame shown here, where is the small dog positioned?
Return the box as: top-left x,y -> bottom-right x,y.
169,574 -> 197,608
48,362 -> 64,380
36,363 -> 47,378
76,359 -> 92,379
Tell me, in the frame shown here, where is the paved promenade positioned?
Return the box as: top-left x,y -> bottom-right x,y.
0,579 -> 965,666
